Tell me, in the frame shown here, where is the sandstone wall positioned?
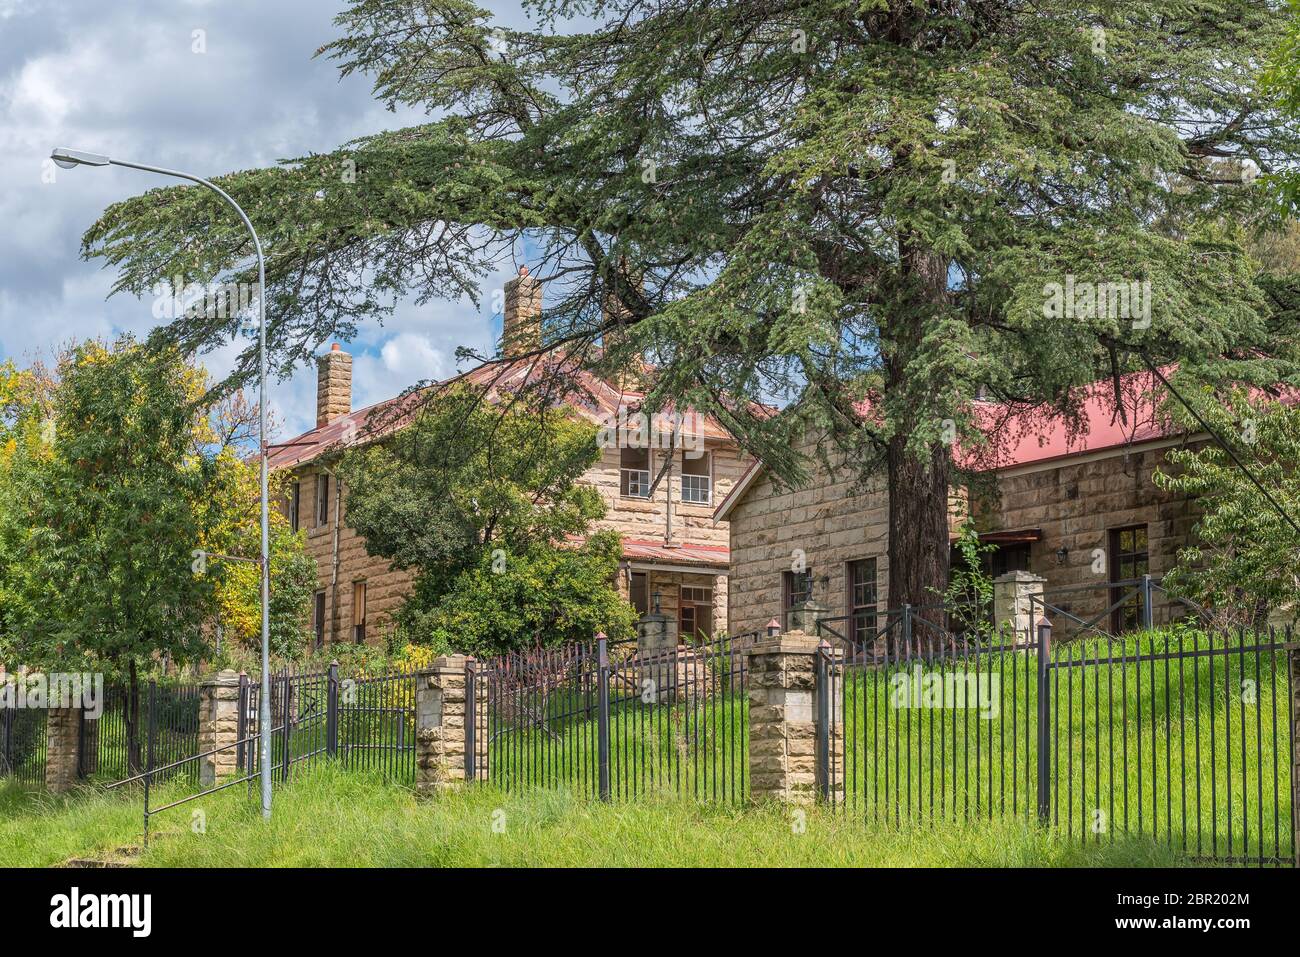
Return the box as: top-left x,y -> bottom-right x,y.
983,443 -> 1200,636
727,437 -> 1202,641
726,433 -> 892,639
285,439 -> 748,648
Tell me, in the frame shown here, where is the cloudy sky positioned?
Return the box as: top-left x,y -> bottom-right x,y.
0,0 -> 536,439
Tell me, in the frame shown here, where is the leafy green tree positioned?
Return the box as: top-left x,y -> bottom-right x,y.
208,467 -> 319,660
0,341 -> 315,767
3,341 -> 222,768
1155,384 -> 1300,628
337,386 -> 635,654
80,0 -> 1300,625
0,361 -> 55,651
399,533 -> 634,657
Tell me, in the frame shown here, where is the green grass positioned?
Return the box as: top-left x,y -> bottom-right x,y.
833,629 -> 1293,863
472,629 -> 1292,863
0,764 -> 1184,868
484,683 -> 749,802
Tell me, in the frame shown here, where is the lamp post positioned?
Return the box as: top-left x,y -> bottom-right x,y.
51,147 -> 274,820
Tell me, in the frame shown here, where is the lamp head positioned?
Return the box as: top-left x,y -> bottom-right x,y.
50,147 -> 110,170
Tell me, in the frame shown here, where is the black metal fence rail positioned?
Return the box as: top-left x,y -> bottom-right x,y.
1,679 -> 199,790
107,711 -> 283,848
0,705 -> 47,787
820,634 -> 1040,824
469,633 -> 755,802
84,682 -> 201,787
238,663 -> 418,786
1045,629 -> 1293,866
1028,575 -> 1210,642
815,599 -> 986,652
818,625 -> 1295,866
814,575 -> 1212,653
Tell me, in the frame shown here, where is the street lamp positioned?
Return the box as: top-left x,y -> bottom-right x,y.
51,146 -> 274,820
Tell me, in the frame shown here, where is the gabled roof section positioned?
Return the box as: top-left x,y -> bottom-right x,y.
268,351 -> 736,472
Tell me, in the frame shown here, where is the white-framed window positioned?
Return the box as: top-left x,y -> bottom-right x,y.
620,447 -> 651,498
680,451 -> 712,504
847,558 -> 878,647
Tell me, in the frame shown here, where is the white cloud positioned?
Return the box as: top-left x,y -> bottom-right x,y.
0,0 -> 539,445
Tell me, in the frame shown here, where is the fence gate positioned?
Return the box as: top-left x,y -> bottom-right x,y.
237,664 -> 418,785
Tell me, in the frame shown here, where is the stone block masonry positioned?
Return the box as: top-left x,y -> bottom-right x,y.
45,707 -> 81,793
198,670 -> 242,788
745,632 -> 840,804
416,655 -> 470,795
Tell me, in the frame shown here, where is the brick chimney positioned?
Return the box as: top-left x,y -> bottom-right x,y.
316,343 -> 352,427
502,265 -> 541,358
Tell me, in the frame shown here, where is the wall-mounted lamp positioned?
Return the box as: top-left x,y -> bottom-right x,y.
1055,545 -> 1069,566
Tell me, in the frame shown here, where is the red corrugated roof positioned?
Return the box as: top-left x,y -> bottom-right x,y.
960,371 -> 1170,471
267,352 -> 734,471
561,534 -> 729,569
715,370 -> 1179,520
620,538 -> 730,568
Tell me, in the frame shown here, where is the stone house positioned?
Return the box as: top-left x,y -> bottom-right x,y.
715,374 -> 1205,642
268,268 -> 750,648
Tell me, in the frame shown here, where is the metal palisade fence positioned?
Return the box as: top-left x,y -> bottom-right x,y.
0,705 -> 47,787
814,622 -> 1295,867
0,679 -> 201,790
84,682 -> 201,787
467,632 -> 756,802
236,663 -> 420,784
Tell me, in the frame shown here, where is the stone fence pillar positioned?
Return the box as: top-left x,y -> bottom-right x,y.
638,609 -> 680,700
198,670 -> 242,788
993,570 -> 1045,644
416,655 -> 469,796
45,707 -> 81,793
788,599 -> 826,637
745,630 -> 840,804
637,610 -> 678,656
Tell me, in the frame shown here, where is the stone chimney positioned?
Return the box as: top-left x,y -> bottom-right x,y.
316,343 -> 352,427
502,265 -> 541,358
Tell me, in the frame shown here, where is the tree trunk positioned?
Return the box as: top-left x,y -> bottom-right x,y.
886,435 -> 951,651
885,235 -> 953,651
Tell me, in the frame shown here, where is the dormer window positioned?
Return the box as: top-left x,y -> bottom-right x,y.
620,447 -> 651,498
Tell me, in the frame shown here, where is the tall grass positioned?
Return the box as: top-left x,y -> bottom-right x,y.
474,627 -> 1293,865
832,627 -> 1293,865
0,765 -> 1184,868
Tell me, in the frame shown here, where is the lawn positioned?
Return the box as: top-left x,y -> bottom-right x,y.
831,629 -> 1293,864
0,764 -> 1183,868
473,628 -> 1293,865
